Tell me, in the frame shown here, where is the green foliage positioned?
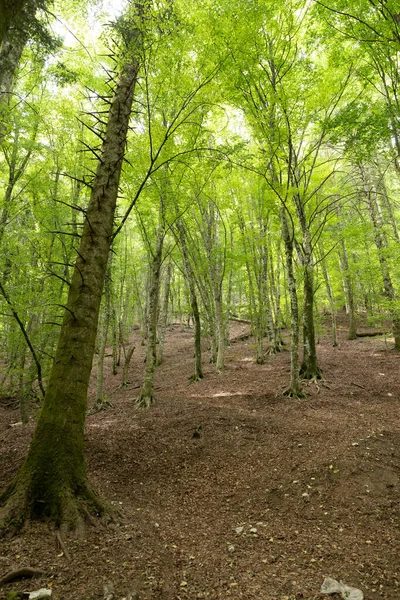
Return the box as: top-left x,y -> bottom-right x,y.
1,0 -> 400,406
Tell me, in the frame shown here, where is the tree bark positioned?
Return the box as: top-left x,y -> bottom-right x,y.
339,237 -> 357,340
361,166 -> 400,349
157,262 -> 172,366
280,209 -> 304,398
175,218 -> 203,380
319,245 -> 338,347
0,26 -> 141,531
136,224 -> 164,408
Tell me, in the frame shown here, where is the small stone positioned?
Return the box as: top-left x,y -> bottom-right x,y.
352,442 -> 359,446
180,581 -> 188,587
249,527 -> 257,534
234,526 -> 244,534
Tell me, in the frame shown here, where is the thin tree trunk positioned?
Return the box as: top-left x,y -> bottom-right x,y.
157,262 -> 172,366
320,247 -> 338,347
175,219 -> 203,380
280,209 -> 304,398
136,224 -> 164,408
121,343 -> 135,387
339,237 -> 357,339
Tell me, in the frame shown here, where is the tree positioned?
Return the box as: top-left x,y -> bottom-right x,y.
0,5 -> 143,530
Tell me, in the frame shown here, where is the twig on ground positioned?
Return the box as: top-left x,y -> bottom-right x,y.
56,531 -> 71,561
351,382 -> 366,390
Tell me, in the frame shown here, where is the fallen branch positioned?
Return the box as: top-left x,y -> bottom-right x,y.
0,566 -> 46,586
351,382 -> 367,390
56,531 -> 71,561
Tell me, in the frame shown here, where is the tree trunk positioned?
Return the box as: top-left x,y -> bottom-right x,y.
0,0 -> 28,47
280,209 -> 304,398
175,219 -> 203,380
339,237 -> 357,340
157,262 -> 172,366
320,247 -> 338,347
121,343 -> 135,387
361,167 -> 400,349
0,28 -> 141,531
136,224 -> 164,408
300,264 -> 321,379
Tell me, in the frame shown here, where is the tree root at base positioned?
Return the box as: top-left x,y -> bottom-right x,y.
89,397 -> 114,414
189,373 -> 203,382
0,476 -> 117,536
135,393 -> 155,409
283,387 -> 307,399
299,365 -> 322,381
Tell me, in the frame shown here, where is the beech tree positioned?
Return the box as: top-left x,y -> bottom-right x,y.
0,4 -> 144,530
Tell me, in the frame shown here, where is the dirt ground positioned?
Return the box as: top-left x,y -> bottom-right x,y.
0,316 -> 399,600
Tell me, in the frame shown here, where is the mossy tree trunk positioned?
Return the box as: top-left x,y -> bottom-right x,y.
300,262 -> 321,379
0,31 -> 141,531
280,208 -> 304,398
0,0 -> 27,47
293,196 -> 321,381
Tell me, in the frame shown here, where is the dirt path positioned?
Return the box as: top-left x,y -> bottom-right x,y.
0,321 -> 399,599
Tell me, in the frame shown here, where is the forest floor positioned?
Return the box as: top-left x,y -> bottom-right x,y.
0,315 -> 400,600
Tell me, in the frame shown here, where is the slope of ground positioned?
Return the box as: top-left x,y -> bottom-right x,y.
0,320 -> 399,600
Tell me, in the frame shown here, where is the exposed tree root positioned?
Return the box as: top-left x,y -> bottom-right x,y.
189,373 -> 203,382
283,387 -> 307,399
302,374 -> 322,385
0,566 -> 46,586
119,380 -> 130,388
299,364 -> 322,381
0,474 -> 113,536
267,344 -> 282,356
90,396 -> 114,414
135,393 -> 154,409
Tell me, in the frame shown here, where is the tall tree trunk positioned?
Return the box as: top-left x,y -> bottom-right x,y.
300,262 -> 321,379
0,25 -> 141,531
294,199 -> 321,380
361,166 -> 400,349
136,224 -> 164,408
157,262 -> 172,366
319,245 -> 338,347
339,237 -> 357,340
0,0 -> 28,47
175,219 -> 203,380
280,209 -> 304,398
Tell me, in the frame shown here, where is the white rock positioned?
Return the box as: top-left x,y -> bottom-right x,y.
321,577 -> 363,600
234,526 -> 244,534
29,590 -> 52,599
